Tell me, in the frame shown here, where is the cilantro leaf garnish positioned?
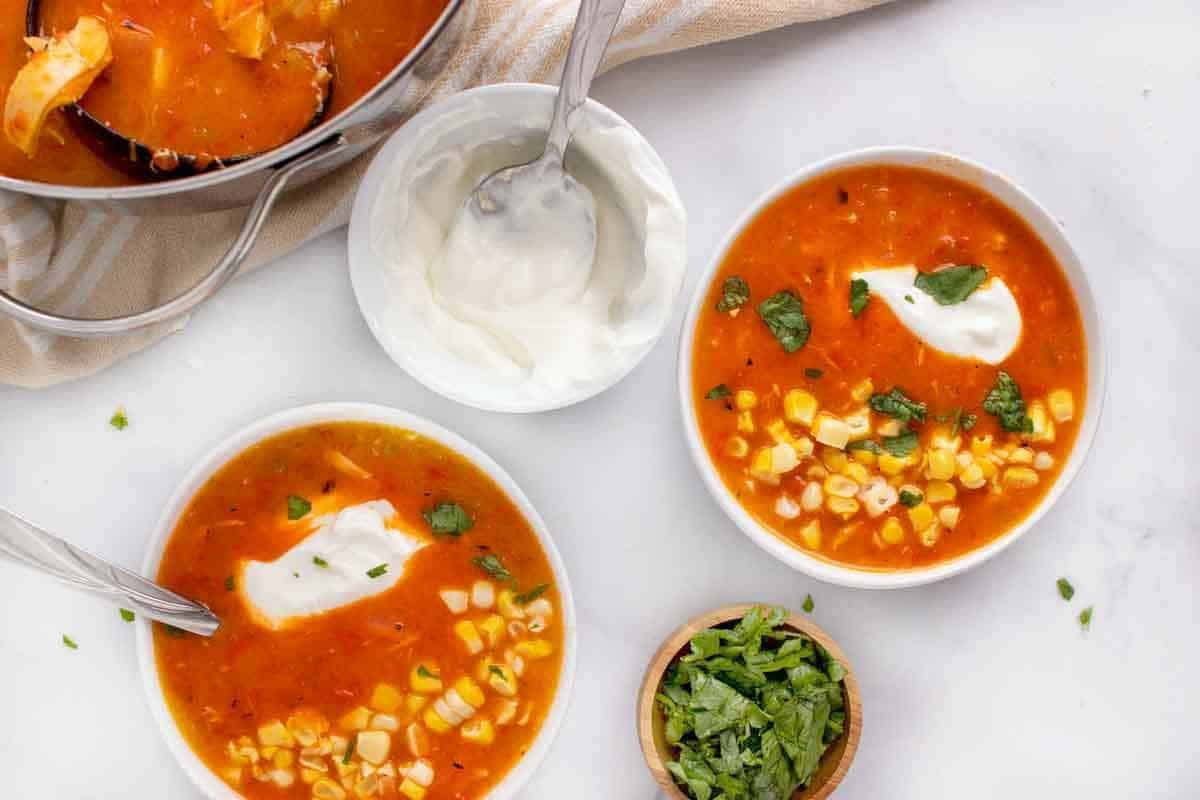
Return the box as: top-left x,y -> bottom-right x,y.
286,495 -> 311,520
715,275 -> 750,313
472,554 -> 516,587
109,409 -> 128,430
62,634 -> 78,649
938,408 -> 978,435
757,290 -> 811,353
313,556 -> 329,568
119,608 -> 135,623
914,265 -> 988,305
366,563 -> 388,579
849,278 -> 870,318
804,368 -> 824,379
705,384 -> 731,400
983,371 -> 1033,433
846,439 -> 881,454
881,429 -> 919,458
899,489 -> 923,507
1078,606 -> 1094,630
869,388 -> 927,424
422,502 -> 474,537
1057,578 -> 1075,601
802,594 -> 814,613
514,583 -> 550,605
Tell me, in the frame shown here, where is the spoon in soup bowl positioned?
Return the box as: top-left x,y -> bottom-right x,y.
0,504 -> 220,635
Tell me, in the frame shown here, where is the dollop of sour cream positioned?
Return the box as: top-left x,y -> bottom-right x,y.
853,266 -> 1022,363
367,92 -> 687,409
241,500 -> 426,629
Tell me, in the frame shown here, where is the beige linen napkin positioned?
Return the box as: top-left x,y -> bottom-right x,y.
0,0 -> 889,388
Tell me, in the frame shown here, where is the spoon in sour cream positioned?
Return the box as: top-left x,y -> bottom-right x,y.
431,0 -> 626,323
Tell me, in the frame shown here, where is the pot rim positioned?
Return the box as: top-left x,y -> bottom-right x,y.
0,0 -> 467,202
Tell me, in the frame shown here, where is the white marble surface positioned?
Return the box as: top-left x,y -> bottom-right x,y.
2,0 -> 1199,797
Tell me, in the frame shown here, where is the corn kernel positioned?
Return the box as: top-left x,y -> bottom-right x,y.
1008,447 -> 1034,464
842,461 -> 871,484
736,410 -> 755,434
423,707 -> 452,734
404,722 -> 429,758
369,684 -> 404,714
925,480 -> 957,504
313,778 -> 348,800
820,448 -> 847,474
764,419 -> 792,444
859,477 -> 898,517
301,768 -> 323,784
453,620 -> 484,655
799,519 -> 822,548
460,718 -> 496,745
918,523 -> 941,547
453,677 -> 485,709
221,766 -> 244,785
978,457 -> 998,479
734,389 -> 758,410
783,389 -> 819,426
287,710 -> 330,747
800,481 -> 823,511
497,589 -> 525,619
258,720 -> 295,748
813,414 -> 850,449
929,430 -> 961,453
478,614 -> 505,647
398,779 -> 426,800
1002,466 -> 1040,489
938,505 -> 961,529
827,496 -> 860,519
850,378 -> 874,404
515,639 -> 554,659
1028,402 -> 1056,443
879,517 -> 905,545
723,435 -> 749,458
844,409 -> 872,441
970,435 -> 993,457
926,449 -> 957,481
823,474 -> 859,498
770,442 -> 800,474
851,447 -> 877,466
878,453 -> 907,476
907,503 -> 935,530
403,695 -> 427,719
410,664 -> 442,694
339,707 -> 371,732
749,447 -> 776,483
486,664 -> 518,696
792,436 -> 814,458
1034,452 -> 1054,471
959,462 -> 986,489
355,731 -> 390,765
1048,389 -> 1075,423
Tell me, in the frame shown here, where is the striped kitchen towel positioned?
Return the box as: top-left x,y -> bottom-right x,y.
0,0 -> 891,388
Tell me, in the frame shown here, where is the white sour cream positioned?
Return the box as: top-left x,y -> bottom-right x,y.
853,266 -> 1022,363
365,90 -> 687,410
240,500 -> 426,629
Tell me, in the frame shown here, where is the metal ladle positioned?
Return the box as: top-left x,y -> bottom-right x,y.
0,504 -> 220,635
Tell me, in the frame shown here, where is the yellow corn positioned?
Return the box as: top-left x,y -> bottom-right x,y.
735,389 -> 758,410
1048,389 -> 1074,423
1002,466 -> 1040,489
938,505 -> 961,529
878,453 -> 907,476
842,461 -> 871,484
497,590 -> 525,619
423,706 -> 453,734
978,457 -> 998,479
257,720 -> 295,747
929,430 -> 961,453
287,709 -> 329,747
879,517 -> 905,545
800,481 -> 823,511
926,449 -> 957,481
736,410 -> 755,434
478,615 -> 505,647
370,684 -> 404,714
783,389 -> 818,426
454,677 -> 485,709
851,447 -> 877,466
1028,401 -> 1055,443
813,414 -> 850,449
486,664 -> 518,696
918,523 -> 941,547
515,639 -> 554,659
453,620 -> 484,654
355,730 -> 391,765
821,447 -> 849,473
959,462 -> 986,490
824,474 -> 859,498
410,664 -> 443,694
338,707 -> 370,731
300,768 -> 322,784
925,480 -> 957,504
398,779 -> 426,800
404,722 -> 429,757
1008,447 -> 1034,464
313,778 -> 348,800
850,378 -> 874,404
724,435 -> 750,458
764,419 -> 792,444
799,519 -> 822,549
906,503 -> 935,531
845,410 -> 872,441
750,447 -> 778,483
461,718 -> 496,745
826,496 -> 860,519
792,436 -> 814,458
970,435 -> 993,457
273,749 -> 294,769
403,695 -> 427,719
1034,452 -> 1055,471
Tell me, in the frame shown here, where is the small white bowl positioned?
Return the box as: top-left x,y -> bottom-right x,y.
677,146 -> 1107,590
348,83 -> 687,413
135,402 -> 578,798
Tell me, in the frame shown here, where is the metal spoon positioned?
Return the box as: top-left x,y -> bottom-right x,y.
0,504 -> 220,636
456,0 -> 626,260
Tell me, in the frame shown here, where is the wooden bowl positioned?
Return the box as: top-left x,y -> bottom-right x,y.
637,604 -> 862,800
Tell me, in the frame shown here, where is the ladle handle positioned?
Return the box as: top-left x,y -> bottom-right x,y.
0,134 -> 349,338
542,0 -> 627,164
0,504 -> 220,636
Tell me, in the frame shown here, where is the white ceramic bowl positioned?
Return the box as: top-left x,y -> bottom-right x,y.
348,83 -> 687,413
135,402 -> 578,798
677,146 -> 1106,590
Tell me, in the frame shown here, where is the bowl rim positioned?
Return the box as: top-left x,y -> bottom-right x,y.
676,145 -> 1108,589
347,81 -> 686,414
636,603 -> 862,800
133,401 -> 578,800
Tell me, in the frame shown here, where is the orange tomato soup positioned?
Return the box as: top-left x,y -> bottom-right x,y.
692,165 -> 1087,570
155,422 -> 563,799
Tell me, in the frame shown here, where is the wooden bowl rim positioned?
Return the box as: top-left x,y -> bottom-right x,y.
636,603 -> 862,800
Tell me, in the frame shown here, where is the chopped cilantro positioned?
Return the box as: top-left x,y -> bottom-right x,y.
904,294 -> 914,303
161,624 -> 186,638
343,734 -> 356,765
1078,606 -> 1094,630
849,278 -> 870,318
109,409 -> 128,430
514,583 -> 550,605
899,489 -> 923,507
472,554 -> 516,587
1056,578 -> 1075,601
914,265 -> 988,305
224,575 -> 234,591
983,371 -> 1033,433
938,408 -> 978,435
869,388 -> 927,424
422,502 -> 474,537
119,608 -> 135,623
715,275 -> 750,312
802,594 -> 814,613
366,563 -> 388,579
804,368 -> 824,379
417,664 -> 440,680
881,429 -> 919,458
286,494 -> 311,520
62,634 -> 78,650
757,290 -> 811,353
313,556 -> 329,568
846,439 -> 881,454
488,664 -> 508,683
705,384 -> 731,400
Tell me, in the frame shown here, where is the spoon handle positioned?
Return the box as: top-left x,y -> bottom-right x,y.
543,0 -> 627,163
0,505 -> 220,636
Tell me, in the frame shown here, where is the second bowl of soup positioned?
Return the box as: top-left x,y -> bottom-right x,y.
135,403 -> 576,799
679,147 -> 1104,588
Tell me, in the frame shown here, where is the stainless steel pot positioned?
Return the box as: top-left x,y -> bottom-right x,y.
0,0 -> 474,337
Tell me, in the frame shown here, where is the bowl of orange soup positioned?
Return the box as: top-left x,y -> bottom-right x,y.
134,403 -> 577,799
679,147 -> 1105,589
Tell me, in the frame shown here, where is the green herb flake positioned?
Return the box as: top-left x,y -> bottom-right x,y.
62,634 -> 78,650
802,594 -> 814,613
846,439 -> 881,454
983,371 -> 1033,433
417,664 -> 439,680
869,388 -> 927,424
366,563 -> 388,579
488,665 -> 509,683
514,583 -> 550,605
472,554 -> 516,587
1056,578 -> 1075,601
904,294 -> 915,304
715,275 -> 750,313
422,502 -> 474,537
705,384 -> 731,401
286,494 -> 312,520
119,608 -> 135,623
162,624 -> 186,638
804,368 -> 824,380
899,489 -> 923,507
343,734 -> 356,765
224,575 -> 234,592
313,556 -> 329,569
881,429 -> 920,458
757,290 -> 811,353
938,408 -> 978,435
849,278 -> 870,318
1079,606 -> 1094,630
914,264 -> 988,305
109,409 -> 129,430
